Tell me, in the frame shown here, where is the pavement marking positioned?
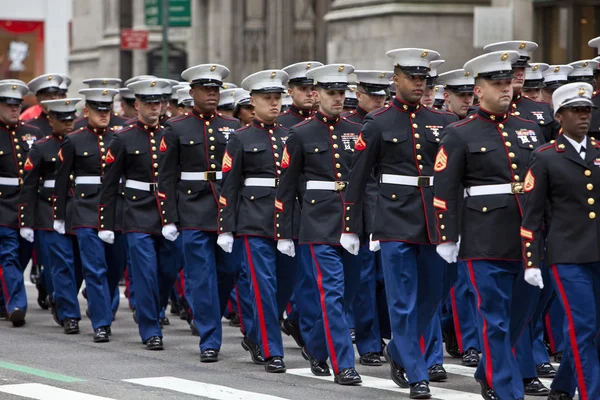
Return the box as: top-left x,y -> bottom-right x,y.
0,361 -> 84,383
286,368 -> 482,399
124,376 -> 291,400
0,383 -> 115,400
443,364 -> 555,389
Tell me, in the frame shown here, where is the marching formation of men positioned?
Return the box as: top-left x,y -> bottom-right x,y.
1,36 -> 600,400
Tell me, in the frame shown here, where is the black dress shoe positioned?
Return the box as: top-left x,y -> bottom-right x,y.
523,377 -> 549,396
229,313 -> 241,327
359,352 -> 382,366
264,356 -> 286,373
349,328 -> 356,343
241,336 -> 265,365
82,287 -> 88,300
477,379 -> 499,400
301,347 -> 330,376
63,319 -> 80,334
132,309 -> 138,324
170,301 -> 180,315
160,316 -> 170,327
383,345 -> 409,388
145,336 -> 163,350
280,318 -> 304,347
554,350 -> 563,363
410,380 -> 431,399
9,308 -> 25,327
93,327 -> 110,343
200,349 -> 219,363
442,329 -> 461,358
536,362 -> 556,378
547,389 -> 574,400
36,283 -> 49,310
428,364 -> 447,382
462,348 -> 480,367
334,367 -> 362,385
190,323 -> 199,336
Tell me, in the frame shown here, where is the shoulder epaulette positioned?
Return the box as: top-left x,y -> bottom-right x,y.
169,113 -> 191,123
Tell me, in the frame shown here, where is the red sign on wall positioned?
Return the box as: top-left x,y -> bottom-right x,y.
121,29 -> 149,50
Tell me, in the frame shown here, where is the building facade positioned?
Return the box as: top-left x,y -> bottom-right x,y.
67,0 -> 600,89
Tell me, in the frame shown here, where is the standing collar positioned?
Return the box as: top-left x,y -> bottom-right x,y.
392,96 -> 422,113
192,107 -> 216,121
289,103 -> 313,117
1,121 -> 18,131
314,111 -> 341,125
86,124 -> 108,135
476,106 -> 509,123
252,118 -> 277,130
136,120 -> 160,132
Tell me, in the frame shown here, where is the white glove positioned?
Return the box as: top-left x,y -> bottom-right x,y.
436,242 -> 459,264
53,219 -> 66,235
340,233 -> 360,256
20,227 -> 34,243
369,234 -> 380,252
524,268 -> 544,289
217,232 -> 234,253
98,230 -> 115,244
161,223 -> 179,242
277,239 -> 296,257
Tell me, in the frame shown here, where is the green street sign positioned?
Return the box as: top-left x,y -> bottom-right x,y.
144,0 -> 191,28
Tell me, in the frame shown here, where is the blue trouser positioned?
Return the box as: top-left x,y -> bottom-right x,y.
468,260 -> 539,400
76,229 -> 125,329
450,261 -> 481,353
545,295 -> 566,354
549,262 -> 600,400
38,230 -> 81,321
0,227 -> 27,314
288,245 -> 321,344
532,318 -> 550,365
233,240 -> 253,336
126,232 -> 182,342
352,245 -> 381,355
305,244 -> 360,373
423,307 -> 444,367
216,241 -> 239,318
375,251 -> 391,340
243,236 -> 298,359
380,241 -> 446,384
515,262 -> 554,378
182,230 -> 228,352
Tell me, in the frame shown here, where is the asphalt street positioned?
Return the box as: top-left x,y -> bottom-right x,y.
0,284 -> 565,400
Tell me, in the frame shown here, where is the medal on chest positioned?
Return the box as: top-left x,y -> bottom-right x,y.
341,132 -> 357,151
515,129 -> 538,144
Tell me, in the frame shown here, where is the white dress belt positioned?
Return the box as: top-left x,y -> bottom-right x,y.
380,174 -> 434,187
244,178 -> 278,187
306,180 -> 347,191
0,177 -> 20,186
181,171 -> 223,181
75,176 -> 102,185
464,182 -> 524,197
125,179 -> 157,192
43,180 -> 56,188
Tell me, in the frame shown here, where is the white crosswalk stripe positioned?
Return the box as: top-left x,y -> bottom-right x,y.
123,376 -> 291,400
0,383 -> 116,400
286,368 -> 482,399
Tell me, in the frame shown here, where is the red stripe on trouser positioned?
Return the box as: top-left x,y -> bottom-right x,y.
244,236 -> 271,359
467,261 -> 494,389
310,245 -> 339,374
551,266 -> 589,400
235,284 -> 245,332
32,248 -> 38,265
286,303 -> 292,315
0,264 -> 10,313
544,314 -> 556,354
124,267 -> 130,298
450,286 -> 464,353
227,298 -> 234,315
420,335 -> 426,354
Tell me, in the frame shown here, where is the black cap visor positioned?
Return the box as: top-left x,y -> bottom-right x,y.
445,84 -> 475,94
190,78 -> 223,88
251,87 -> 286,94
136,94 -> 163,103
397,65 -> 430,77
343,98 -> 358,108
289,78 -> 314,86
87,100 -> 114,111
316,82 -> 348,91
433,99 -> 445,108
425,76 -> 438,88
36,86 -> 61,95
218,103 -> 235,111
542,80 -> 567,91
359,83 -> 390,96
477,70 -> 514,80
50,110 -> 77,121
0,97 -> 23,105
523,79 -> 546,89
567,75 -> 594,84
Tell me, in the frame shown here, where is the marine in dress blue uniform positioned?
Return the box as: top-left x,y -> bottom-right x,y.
18,98 -> 83,334
97,78 -> 182,350
53,87 -> 127,343
0,80 -> 42,326
158,64 -> 241,362
74,78 -> 129,131
218,69 -> 299,373
275,64 -> 365,385
433,51 -> 545,400
542,65 -> 573,108
341,48 -> 458,398
521,82 -> 600,400
277,61 -> 322,129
